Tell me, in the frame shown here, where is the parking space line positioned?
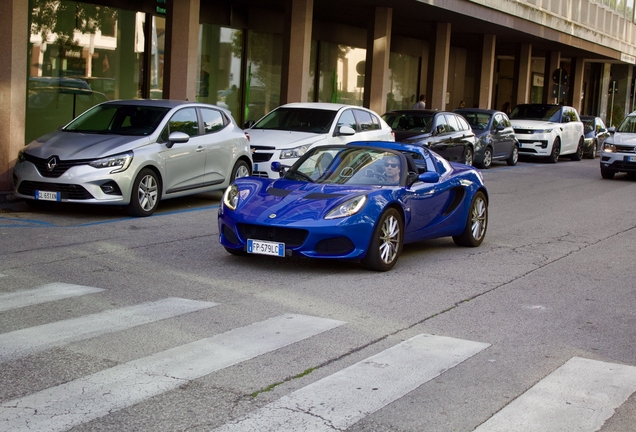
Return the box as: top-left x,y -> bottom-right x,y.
0,314 -> 345,432
473,357 -> 636,432
0,283 -> 104,313
0,297 -> 218,362
215,334 -> 490,431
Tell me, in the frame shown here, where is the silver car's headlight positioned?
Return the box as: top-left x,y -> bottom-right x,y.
89,151 -> 133,173
223,184 -> 240,210
280,145 -> 310,159
325,195 -> 367,220
603,142 -> 617,153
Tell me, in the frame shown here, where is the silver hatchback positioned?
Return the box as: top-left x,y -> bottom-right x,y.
13,100 -> 252,216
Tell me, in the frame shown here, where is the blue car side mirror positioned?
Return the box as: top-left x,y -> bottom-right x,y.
271,161 -> 291,177
418,172 -> 440,183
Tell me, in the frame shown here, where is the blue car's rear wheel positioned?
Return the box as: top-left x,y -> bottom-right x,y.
453,191 -> 488,247
363,208 -> 403,272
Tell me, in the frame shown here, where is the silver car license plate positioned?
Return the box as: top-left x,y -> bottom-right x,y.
35,190 -> 61,201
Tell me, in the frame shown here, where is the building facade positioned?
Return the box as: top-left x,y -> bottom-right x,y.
2,0 -> 636,196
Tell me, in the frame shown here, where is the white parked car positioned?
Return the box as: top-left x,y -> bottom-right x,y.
246,103 -> 394,178
600,111 -> 636,179
509,104 -> 585,163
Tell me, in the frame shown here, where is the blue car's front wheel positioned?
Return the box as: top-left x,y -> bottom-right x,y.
363,208 -> 403,272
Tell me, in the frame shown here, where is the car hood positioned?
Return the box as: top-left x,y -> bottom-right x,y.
234,177 -> 383,223
608,133 -> 636,145
24,131 -> 151,159
509,119 -> 558,129
247,129 -> 327,149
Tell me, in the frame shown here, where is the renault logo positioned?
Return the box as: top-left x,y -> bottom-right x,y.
46,156 -> 58,172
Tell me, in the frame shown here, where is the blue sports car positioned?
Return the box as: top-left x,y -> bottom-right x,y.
218,141 -> 488,271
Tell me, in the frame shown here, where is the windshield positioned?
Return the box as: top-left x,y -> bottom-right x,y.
456,111 -> 492,131
583,119 -> 594,133
252,108 -> 336,133
286,147 -> 403,185
64,104 -> 170,136
382,113 -> 433,133
509,105 -> 561,122
616,115 -> 636,133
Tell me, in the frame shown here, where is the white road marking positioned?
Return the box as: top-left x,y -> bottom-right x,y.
0,283 -> 104,312
0,314 -> 345,432
474,357 -> 636,432
0,297 -> 218,362
215,334 -> 490,431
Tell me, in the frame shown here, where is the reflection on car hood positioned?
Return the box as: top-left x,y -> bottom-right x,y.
235,177 -> 380,222
24,131 -> 150,160
609,133 -> 636,145
509,119 -> 558,129
393,131 -> 431,143
247,129 -> 326,149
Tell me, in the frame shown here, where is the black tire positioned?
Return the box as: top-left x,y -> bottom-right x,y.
231,159 -> 251,180
362,208 -> 403,272
464,147 -> 473,166
126,168 -> 161,217
224,246 -> 247,256
570,137 -> 584,161
506,145 -> 519,166
600,167 -> 615,179
477,147 -> 492,169
547,138 -> 560,163
453,191 -> 488,247
586,139 -> 597,159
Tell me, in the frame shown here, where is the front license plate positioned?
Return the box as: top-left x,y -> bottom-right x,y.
247,239 -> 285,257
627,155 -> 636,162
35,190 -> 61,202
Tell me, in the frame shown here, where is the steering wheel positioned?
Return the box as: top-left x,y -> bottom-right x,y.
374,172 -> 387,182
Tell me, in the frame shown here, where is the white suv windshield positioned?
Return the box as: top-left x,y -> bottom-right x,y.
252,108 -> 337,133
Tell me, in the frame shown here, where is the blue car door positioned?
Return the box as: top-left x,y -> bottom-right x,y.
403,177 -> 453,237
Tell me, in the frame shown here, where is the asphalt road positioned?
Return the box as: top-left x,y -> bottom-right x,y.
0,156 -> 635,431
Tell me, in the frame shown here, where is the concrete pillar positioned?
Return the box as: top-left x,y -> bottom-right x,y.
479,34 -> 496,109
543,51 -> 561,103
164,0 -> 200,101
570,57 -> 585,114
0,0 -> 28,195
418,43 -> 429,107
513,44 -> 532,106
427,23 -> 451,111
281,0 -> 313,104
363,7 -> 392,114
599,63 -> 611,124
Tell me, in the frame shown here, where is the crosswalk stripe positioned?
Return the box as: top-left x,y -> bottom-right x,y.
473,357 -> 636,432
215,334 -> 490,431
0,313 -> 346,432
0,297 -> 218,362
0,283 -> 104,312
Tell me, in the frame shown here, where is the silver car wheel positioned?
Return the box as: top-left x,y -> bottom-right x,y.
470,196 -> 487,241
234,164 -> 250,179
464,147 -> 473,166
379,214 -> 400,264
138,174 -> 158,211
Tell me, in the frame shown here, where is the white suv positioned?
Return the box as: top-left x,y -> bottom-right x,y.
509,104 -> 585,163
600,112 -> 636,179
247,103 -> 394,178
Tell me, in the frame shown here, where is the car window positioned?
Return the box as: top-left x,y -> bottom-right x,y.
510,104 -> 561,122
253,108 -> 336,133
65,104 -> 169,136
617,115 -> 636,133
159,108 -> 200,141
200,108 -> 226,134
596,118 -> 606,132
337,110 -> 358,132
456,115 -> 471,131
434,115 -> 448,133
354,109 -> 379,131
445,115 -> 459,132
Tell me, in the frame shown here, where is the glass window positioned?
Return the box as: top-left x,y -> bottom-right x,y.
336,110 -> 357,131
316,41 -> 366,106
434,115 -> 448,133
200,108 -> 226,133
246,32 -> 283,124
456,115 -> 471,131
387,52 -> 419,112
166,108 -> 199,137
354,110 -> 375,131
198,25 -> 243,122
445,115 -> 460,132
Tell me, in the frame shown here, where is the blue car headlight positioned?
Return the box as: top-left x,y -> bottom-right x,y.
280,145 -> 310,159
89,151 -> 133,173
325,195 -> 367,220
223,184 -> 240,210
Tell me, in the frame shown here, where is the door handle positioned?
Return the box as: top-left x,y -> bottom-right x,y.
196,146 -> 205,152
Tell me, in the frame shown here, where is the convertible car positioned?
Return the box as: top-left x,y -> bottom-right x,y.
218,141 -> 488,271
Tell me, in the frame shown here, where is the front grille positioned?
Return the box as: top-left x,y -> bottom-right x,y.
18,181 -> 93,200
252,171 -> 270,178
518,147 -> 538,153
514,129 -> 535,135
608,160 -> 636,171
315,237 -> 355,255
237,223 -> 308,247
23,153 -> 92,178
222,225 -> 240,245
615,145 -> 636,153
253,153 -> 273,163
